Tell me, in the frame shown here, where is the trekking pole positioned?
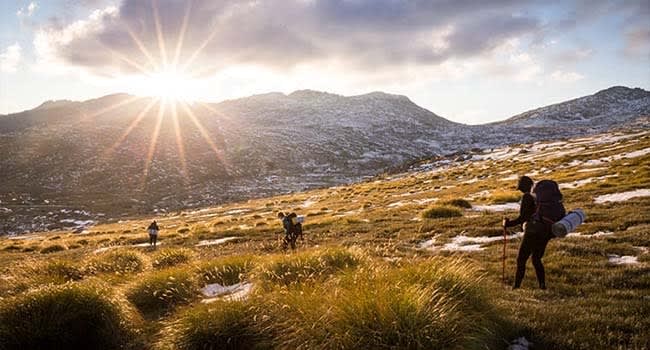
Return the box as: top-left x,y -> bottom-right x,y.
502,227 -> 507,286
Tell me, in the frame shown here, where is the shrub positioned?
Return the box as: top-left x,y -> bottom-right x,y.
196,255 -> 255,286
40,244 -> 66,254
156,301 -> 271,350
152,248 -> 193,269
0,283 -> 142,349
256,248 -> 362,286
86,250 -> 147,274
421,206 -> 463,219
126,268 -> 199,315
444,198 -> 472,209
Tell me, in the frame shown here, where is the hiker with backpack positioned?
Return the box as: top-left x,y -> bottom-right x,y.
147,220 -> 160,248
278,212 -> 304,250
503,176 -> 565,289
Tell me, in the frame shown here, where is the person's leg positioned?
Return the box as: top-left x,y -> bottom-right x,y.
282,234 -> 290,250
514,233 -> 533,288
149,234 -> 154,246
153,234 -> 157,247
531,236 -> 550,289
290,233 -> 297,250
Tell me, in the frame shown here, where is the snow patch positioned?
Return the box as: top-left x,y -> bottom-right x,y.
472,203 -> 520,212
196,237 -> 240,247
421,232 -> 523,252
594,189 -> 650,203
567,231 -> 614,238
608,255 -> 639,265
201,282 -> 253,303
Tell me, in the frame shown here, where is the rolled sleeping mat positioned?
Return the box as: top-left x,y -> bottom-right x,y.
296,216 -> 305,224
552,209 -> 586,237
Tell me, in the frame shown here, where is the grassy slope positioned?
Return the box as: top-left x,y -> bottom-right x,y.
1,129 -> 648,349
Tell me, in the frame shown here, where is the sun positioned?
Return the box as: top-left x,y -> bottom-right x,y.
137,66 -> 198,101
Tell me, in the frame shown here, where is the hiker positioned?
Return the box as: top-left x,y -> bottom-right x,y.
278,212 -> 303,250
147,220 -> 159,248
503,176 -> 562,290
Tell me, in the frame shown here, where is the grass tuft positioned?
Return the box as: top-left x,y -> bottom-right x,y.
125,268 -> 199,315
256,248 -> 363,287
422,205 -> 463,219
156,301 -> 271,350
85,250 -> 148,275
444,198 -> 473,208
0,282 -> 142,349
40,244 -> 66,254
196,255 -> 255,286
152,248 -> 194,269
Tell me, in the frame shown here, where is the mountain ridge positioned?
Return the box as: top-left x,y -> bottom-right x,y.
1,85 -> 648,234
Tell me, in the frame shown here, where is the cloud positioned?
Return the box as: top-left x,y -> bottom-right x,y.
624,28 -> 650,58
17,2 -> 39,17
550,70 -> 584,83
35,0 -> 544,77
0,44 -> 22,73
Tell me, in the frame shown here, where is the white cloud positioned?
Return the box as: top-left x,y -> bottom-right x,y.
17,2 -> 39,17
0,44 -> 22,73
550,70 -> 584,82
33,6 -> 119,74
36,0 -> 542,78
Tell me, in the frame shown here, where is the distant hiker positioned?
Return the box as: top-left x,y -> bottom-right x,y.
503,176 -> 565,290
278,212 -> 304,250
147,220 -> 160,248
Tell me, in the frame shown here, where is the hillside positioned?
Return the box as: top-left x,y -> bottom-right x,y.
494,86 -> 650,129
1,87 -> 649,235
0,128 -> 648,349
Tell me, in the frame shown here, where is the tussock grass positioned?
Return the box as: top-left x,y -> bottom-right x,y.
86,250 -> 148,275
156,301 -> 272,350
157,257 -> 501,350
196,255 -> 255,286
489,191 -> 520,204
421,205 -> 463,219
40,244 -> 66,254
444,198 -> 473,208
256,248 -> 363,287
44,260 -> 85,282
0,282 -> 142,349
152,248 -> 194,269
125,268 -> 199,315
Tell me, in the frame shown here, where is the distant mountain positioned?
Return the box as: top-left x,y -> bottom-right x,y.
0,86 -> 648,234
493,86 -> 650,129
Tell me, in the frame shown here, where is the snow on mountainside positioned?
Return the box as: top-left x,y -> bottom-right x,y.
494,86 -> 650,129
0,86 -> 648,234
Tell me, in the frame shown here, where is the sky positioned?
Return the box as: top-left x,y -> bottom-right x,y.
0,0 -> 648,124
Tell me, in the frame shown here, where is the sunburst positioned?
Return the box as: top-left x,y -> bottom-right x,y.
98,0 -> 231,189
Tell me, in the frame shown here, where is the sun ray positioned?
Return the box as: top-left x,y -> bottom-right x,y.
103,98 -> 158,159
178,101 -> 231,172
179,23 -> 221,74
170,101 -> 190,183
173,0 -> 193,67
107,47 -> 153,76
152,0 -> 169,67
124,24 -> 160,70
142,100 -> 166,189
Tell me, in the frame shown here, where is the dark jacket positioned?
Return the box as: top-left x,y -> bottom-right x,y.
148,222 -> 159,231
506,193 -> 535,228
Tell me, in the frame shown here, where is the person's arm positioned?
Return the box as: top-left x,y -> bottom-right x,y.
505,193 -> 536,227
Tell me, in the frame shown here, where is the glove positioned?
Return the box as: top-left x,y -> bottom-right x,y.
502,218 -> 510,228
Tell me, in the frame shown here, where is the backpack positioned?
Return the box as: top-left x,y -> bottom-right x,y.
533,180 -> 566,225
282,216 -> 294,232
